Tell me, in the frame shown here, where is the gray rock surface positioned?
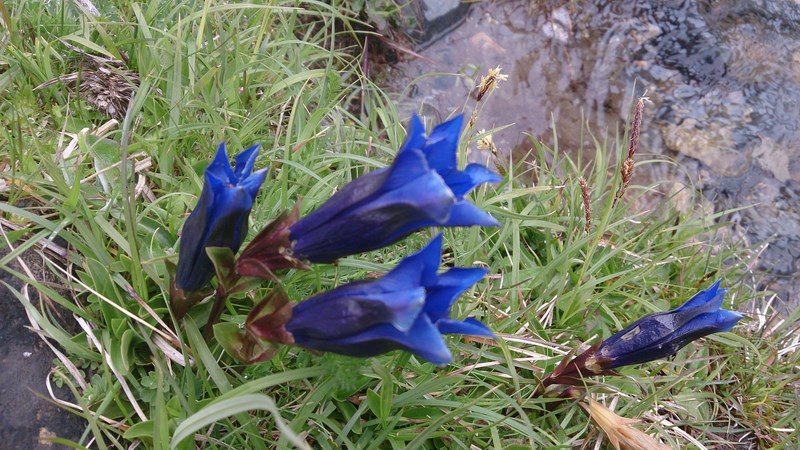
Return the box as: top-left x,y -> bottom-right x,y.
386,0 -> 800,310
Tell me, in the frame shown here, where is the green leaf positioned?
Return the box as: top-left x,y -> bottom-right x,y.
170,394 -> 308,449
123,420 -> 155,441
85,257 -> 126,331
366,388 -> 383,424
109,328 -> 135,375
182,316 -> 232,393
138,215 -> 176,248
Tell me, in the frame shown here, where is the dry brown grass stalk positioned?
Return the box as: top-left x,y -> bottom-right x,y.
614,95 -> 646,205
579,176 -> 591,233
581,398 -> 671,450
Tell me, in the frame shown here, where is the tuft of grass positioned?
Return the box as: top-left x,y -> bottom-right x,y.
1,1 -> 797,449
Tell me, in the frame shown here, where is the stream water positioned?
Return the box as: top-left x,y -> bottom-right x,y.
386,0 -> 800,310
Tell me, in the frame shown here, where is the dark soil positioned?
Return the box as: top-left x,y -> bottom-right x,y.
0,248 -> 85,450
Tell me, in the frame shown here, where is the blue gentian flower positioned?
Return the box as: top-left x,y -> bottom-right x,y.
282,235 -> 494,366
288,114 -> 501,263
539,281 -> 744,390
596,280 -> 744,368
175,142 -> 268,292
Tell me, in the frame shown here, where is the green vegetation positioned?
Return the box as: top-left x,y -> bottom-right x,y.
1,1 -> 798,448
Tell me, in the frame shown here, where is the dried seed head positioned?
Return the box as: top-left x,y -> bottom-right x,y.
614,95 -> 648,205
476,65 -> 508,101
469,109 -> 478,128
579,177 -> 591,233
620,158 -> 634,191
627,96 -> 646,160
476,130 -> 498,156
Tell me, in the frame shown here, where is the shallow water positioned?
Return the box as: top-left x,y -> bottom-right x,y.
386,0 -> 800,310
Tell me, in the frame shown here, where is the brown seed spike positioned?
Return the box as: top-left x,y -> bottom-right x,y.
579,177 -> 591,233
614,95 -> 647,205
627,97 -> 645,160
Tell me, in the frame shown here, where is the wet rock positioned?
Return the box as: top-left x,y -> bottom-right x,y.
469,32 -> 506,55
399,0 -> 470,48
663,117 -> 745,176
542,7 -> 572,43
628,0 -> 800,308
648,1 -> 731,87
710,174 -> 800,315
385,0 -> 800,309
748,137 -> 794,183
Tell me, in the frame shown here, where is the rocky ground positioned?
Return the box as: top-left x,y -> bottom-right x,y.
0,248 -> 84,449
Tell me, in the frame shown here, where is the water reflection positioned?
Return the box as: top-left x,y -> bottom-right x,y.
385,0 -> 800,309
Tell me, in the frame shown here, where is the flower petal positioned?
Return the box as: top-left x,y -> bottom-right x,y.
670,309 -> 744,343
203,186 -> 253,247
598,311 -> 676,356
287,288 -> 425,339
175,143 -> 267,292
424,267 -> 488,321
286,114 -> 500,262
292,313 -> 454,366
373,200 -> 500,248
378,235 -> 443,290
381,148 -> 435,193
241,168 -> 269,199
443,163 -> 503,199
287,238 -> 446,335
600,282 -> 727,354
289,169 -> 388,239
291,169 -> 454,262
421,115 -> 463,173
206,142 -> 236,183
397,113 -> 427,154
175,183 -> 216,290
604,309 -> 743,368
598,282 -> 744,368
675,280 -> 724,312
436,317 -> 494,338
290,144 -> 434,244
233,143 -> 261,179
176,187 -> 252,291
442,201 -> 501,227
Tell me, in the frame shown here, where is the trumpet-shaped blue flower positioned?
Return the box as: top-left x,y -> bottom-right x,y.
282,235 -> 494,366
288,114 -> 501,263
175,142 -> 268,292
539,281 -> 744,390
596,280 -> 744,368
